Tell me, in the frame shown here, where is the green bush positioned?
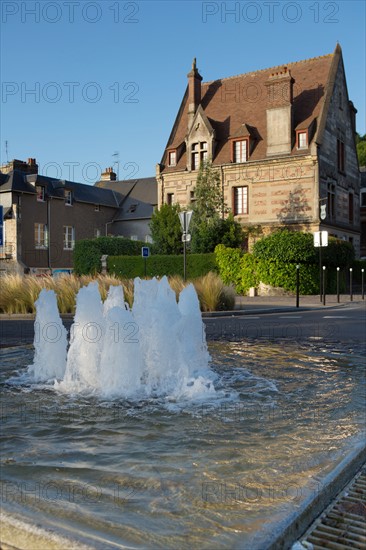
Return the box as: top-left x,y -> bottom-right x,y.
74,237 -> 145,275
108,253 -> 217,279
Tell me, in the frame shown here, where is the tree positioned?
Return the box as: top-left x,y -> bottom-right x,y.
193,160 -> 225,220
190,161 -> 243,252
356,133 -> 366,167
149,203 -> 182,255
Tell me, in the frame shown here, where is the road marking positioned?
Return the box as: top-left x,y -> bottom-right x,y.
323,316 -> 348,319
278,316 -> 302,319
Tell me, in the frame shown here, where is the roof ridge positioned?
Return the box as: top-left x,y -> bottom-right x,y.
202,52 -> 333,85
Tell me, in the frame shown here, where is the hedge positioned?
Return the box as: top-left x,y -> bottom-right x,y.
215,233 -> 355,295
74,237 -> 145,275
108,253 -> 217,279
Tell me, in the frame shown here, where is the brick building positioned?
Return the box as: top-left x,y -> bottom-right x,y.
157,44 -> 361,254
0,160 -> 156,275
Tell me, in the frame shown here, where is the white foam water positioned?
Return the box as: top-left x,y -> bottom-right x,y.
30,278 -> 216,400
27,289 -> 68,382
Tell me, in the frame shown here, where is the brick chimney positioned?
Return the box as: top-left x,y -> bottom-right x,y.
0,158 -> 38,174
101,167 -> 117,181
187,58 -> 202,131
265,67 -> 294,156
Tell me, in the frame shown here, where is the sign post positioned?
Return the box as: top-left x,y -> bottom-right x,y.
314,230 -> 328,302
141,246 -> 150,278
0,205 -> 3,248
178,211 -> 193,281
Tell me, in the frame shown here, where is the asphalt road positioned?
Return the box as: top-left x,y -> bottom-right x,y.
0,302 -> 365,349
204,302 -> 366,345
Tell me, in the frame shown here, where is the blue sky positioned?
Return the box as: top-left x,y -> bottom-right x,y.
1,0 -> 365,183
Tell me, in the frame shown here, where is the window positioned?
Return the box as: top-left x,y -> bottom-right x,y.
167,193 -> 175,205
64,190 -> 72,205
36,186 -> 45,202
297,131 -> 308,149
130,235 -> 138,241
360,190 -> 366,208
337,139 -> 345,172
34,223 -> 48,248
348,193 -> 354,224
63,225 -> 75,250
95,204 -> 100,212
233,140 -> 248,162
191,142 -> 208,170
327,183 -> 336,220
190,190 -> 196,203
168,150 -> 177,167
233,186 -> 248,215
94,228 -> 101,238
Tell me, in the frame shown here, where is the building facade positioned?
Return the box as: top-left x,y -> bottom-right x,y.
157,45 -> 361,254
0,160 -> 157,275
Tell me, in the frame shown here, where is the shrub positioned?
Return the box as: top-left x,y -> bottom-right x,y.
74,237 -> 145,275
108,253 -> 217,279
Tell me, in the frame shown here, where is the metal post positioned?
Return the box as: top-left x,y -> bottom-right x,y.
296,265 -> 300,308
336,267 -> 340,303
183,237 -> 187,281
322,266 -> 326,306
319,234 -> 322,302
144,257 -> 147,278
362,269 -> 365,300
349,268 -> 353,301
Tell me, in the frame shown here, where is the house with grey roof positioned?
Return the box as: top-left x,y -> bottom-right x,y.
0,159 -> 157,275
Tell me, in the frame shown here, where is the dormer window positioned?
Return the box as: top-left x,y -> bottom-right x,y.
168,150 -> 177,167
36,186 -> 45,202
296,130 -> 308,150
191,142 -> 207,170
65,189 -> 72,205
232,139 -> 248,163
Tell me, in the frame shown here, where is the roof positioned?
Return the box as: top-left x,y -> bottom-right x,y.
161,48 -> 339,172
96,177 -> 157,206
0,171 -> 122,208
95,177 -> 157,221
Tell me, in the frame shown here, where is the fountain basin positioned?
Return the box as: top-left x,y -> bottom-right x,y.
1,339 -> 365,549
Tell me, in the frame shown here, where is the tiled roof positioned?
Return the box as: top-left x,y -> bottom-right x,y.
161,49 -> 338,172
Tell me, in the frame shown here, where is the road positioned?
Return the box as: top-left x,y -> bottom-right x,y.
204,302 -> 366,345
0,302 -> 365,349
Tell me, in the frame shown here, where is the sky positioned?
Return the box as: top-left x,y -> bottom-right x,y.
1,0 -> 365,184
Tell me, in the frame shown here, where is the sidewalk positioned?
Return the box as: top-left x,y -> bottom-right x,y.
234,293 -> 365,310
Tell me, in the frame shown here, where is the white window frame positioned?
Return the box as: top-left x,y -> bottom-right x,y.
65,190 -> 73,206
34,223 -> 48,249
63,225 -> 75,250
233,186 -> 248,215
234,140 -> 248,163
36,186 -> 45,202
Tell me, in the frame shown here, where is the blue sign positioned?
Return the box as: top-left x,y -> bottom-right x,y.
141,246 -> 150,258
0,205 -> 3,247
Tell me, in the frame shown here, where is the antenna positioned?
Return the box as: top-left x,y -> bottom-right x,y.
112,151 -> 119,180
5,140 -> 9,163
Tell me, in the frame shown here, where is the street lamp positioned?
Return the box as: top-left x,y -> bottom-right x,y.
362,268 -> 365,300
336,267 -> 340,303
322,266 -> 326,306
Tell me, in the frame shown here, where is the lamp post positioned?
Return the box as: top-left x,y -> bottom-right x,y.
178,211 -> 193,281
296,265 -> 300,308
349,268 -> 353,301
362,269 -> 365,300
336,267 -> 340,303
322,266 -> 326,306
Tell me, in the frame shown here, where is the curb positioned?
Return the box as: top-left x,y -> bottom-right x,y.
262,443 -> 366,550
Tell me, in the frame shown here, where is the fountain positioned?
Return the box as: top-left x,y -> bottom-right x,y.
1,277 -> 365,550
30,277 -> 216,400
